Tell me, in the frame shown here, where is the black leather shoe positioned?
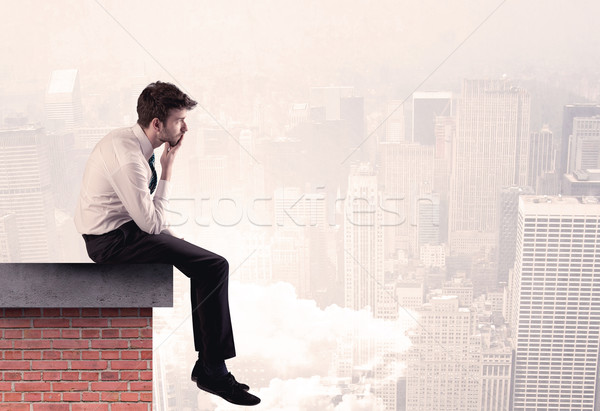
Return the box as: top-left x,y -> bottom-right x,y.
191,361 -> 249,391
195,372 -> 261,406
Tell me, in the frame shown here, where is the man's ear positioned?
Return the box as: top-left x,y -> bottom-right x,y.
151,118 -> 162,131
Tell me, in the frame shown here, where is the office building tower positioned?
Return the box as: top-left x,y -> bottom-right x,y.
416,192 -> 440,251
385,100 -> 405,142
528,125 -> 556,193
449,79 -> 530,254
44,69 -> 83,131
509,195 -> 600,410
0,126 -> 56,261
412,91 -> 453,145
497,186 -> 534,284
481,345 -> 512,411
406,296 -> 481,411
344,163 -> 384,314
560,104 -> 600,176
563,169 -> 600,196
0,211 -> 19,262
567,116 -> 600,173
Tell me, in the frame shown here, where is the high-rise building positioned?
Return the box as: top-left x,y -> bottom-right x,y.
567,116 -> 600,173
509,195 -> 600,410
412,91 -> 453,145
0,211 -> 19,262
0,126 -> 57,262
560,104 -> 600,176
563,169 -> 600,196
344,163 -> 385,314
44,69 -> 83,131
449,79 -> 530,254
497,186 -> 534,284
416,192 -> 440,251
385,100 -> 405,142
528,125 -> 556,193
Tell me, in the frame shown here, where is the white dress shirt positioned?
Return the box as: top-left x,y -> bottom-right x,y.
74,123 -> 173,235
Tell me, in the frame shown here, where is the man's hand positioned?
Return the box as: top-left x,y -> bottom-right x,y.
160,134 -> 184,181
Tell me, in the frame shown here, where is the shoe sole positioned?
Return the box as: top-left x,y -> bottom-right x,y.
194,380 -> 260,406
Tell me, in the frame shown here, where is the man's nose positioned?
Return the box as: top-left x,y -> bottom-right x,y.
182,121 -> 188,132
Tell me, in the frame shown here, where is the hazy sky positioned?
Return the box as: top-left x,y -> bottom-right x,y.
2,0 -> 600,98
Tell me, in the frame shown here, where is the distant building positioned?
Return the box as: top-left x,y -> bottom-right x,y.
562,169 -> 600,195
412,91 -> 453,145
528,125 -> 556,193
560,104 -> 600,176
567,116 -> 600,173
45,69 -> 83,131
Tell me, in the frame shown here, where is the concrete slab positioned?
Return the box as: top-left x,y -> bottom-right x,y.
0,263 -> 173,307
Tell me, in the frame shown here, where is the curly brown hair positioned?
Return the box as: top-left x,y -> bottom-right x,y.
136,81 -> 197,128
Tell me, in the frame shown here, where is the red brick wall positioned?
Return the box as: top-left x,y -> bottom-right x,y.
0,308 -> 152,411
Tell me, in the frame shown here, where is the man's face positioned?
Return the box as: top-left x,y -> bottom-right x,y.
157,108 -> 188,147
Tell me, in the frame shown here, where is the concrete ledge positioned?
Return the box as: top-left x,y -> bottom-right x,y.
0,263 -> 173,307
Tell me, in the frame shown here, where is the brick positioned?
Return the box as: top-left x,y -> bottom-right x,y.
119,308 -> 139,316
81,392 -> 100,402
62,392 -> 81,402
120,392 -> 139,401
139,308 -> 152,317
34,404 -> 69,410
0,404 -> 28,411
141,349 -> 151,359
101,329 -> 120,338
15,340 -> 52,350
0,382 -> 12,390
130,381 -> 152,391
23,308 -> 42,317
42,351 -> 61,360
100,308 -> 120,317
121,351 -> 139,360
120,329 -> 139,338
41,308 -> 61,317
112,404 -> 150,411
100,371 -> 119,381
71,361 -> 108,370
72,319 -> 108,328
110,360 -> 147,370
24,329 -> 42,339
140,329 -> 152,338
82,351 -> 100,360
4,330 -> 23,339
130,340 -> 152,349
119,371 -> 139,381
140,392 -> 152,402
101,391 -> 119,401
91,381 -> 128,391
33,319 -> 70,328
100,351 -> 119,360
41,371 -> 61,381
60,372 -> 80,381
4,392 -> 22,401
140,371 -> 152,381
62,351 -> 81,360
3,308 -> 23,317
14,382 -> 51,391
61,329 -> 81,339
0,361 -> 30,370
81,308 -> 100,317
4,372 -> 22,380
111,318 -> 149,328
32,361 -> 69,370
52,382 -> 89,391
61,308 -> 81,317
0,319 -> 30,328
42,329 -> 61,339
23,371 -> 42,380
81,329 -> 100,339
4,351 -> 23,360
53,340 -> 89,349
0,341 -> 13,349
80,372 -> 99,381
73,404 -> 108,411
42,392 -> 63,402
91,340 -> 128,349
24,392 -> 43,401
23,351 -> 42,360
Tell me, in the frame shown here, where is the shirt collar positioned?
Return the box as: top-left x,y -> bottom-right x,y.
132,123 -> 154,161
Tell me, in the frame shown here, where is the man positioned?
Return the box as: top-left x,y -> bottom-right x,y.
74,81 -> 260,406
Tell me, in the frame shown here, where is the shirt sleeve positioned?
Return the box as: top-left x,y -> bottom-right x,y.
110,162 -> 171,234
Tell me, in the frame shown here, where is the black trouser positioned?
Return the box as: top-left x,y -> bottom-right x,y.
82,220 -> 236,363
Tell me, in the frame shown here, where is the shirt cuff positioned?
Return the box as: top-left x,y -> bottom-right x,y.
154,179 -> 171,199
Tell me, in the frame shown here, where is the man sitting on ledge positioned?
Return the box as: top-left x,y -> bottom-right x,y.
74,81 -> 260,406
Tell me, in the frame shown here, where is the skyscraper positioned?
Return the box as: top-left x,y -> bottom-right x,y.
560,104 -> 600,176
412,91 -> 453,145
567,116 -> 600,173
44,69 -> 83,131
528,125 -> 556,194
449,79 -> 530,254
509,195 -> 600,410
